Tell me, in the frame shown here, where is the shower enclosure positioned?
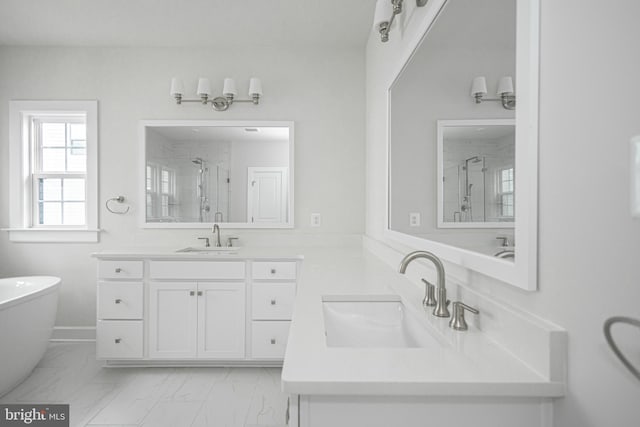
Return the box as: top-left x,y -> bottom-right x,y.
191,157 -> 229,223
444,156 -> 487,222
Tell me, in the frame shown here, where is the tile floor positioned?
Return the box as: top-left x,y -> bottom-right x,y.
0,343 -> 288,427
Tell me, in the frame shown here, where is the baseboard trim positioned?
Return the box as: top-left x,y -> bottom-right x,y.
51,326 -> 96,342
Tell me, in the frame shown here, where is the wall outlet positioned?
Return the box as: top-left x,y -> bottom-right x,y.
409,212 -> 421,227
310,213 -> 321,227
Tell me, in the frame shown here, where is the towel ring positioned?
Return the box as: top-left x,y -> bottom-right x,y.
106,196 -> 130,215
603,316 -> 640,382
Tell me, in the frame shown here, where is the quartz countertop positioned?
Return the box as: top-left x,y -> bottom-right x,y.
92,244 -> 564,397
281,246 -> 565,397
91,247 -> 304,260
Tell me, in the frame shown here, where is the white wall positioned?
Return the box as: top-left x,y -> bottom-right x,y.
0,46 -> 365,327
366,0 -> 640,425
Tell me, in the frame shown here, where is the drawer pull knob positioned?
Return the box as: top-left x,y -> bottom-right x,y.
115,338 -> 122,344
115,268 -> 122,273
271,299 -> 277,305
197,291 -> 203,296
190,291 -> 195,296
270,338 -> 276,345
270,269 -> 276,274
115,299 -> 122,304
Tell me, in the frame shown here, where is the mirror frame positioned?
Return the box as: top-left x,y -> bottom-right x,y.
384,0 -> 539,291
436,118 -> 516,229
138,120 -> 295,229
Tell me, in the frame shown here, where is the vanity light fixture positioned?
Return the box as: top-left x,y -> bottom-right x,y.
170,77 -> 263,111
470,76 -> 516,110
374,0 -> 428,43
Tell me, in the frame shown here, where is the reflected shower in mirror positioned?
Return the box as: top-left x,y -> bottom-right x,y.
438,120 -> 515,228
142,122 -> 293,228
388,0 -> 516,259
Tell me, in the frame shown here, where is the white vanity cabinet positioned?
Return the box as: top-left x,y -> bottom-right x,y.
148,281 -> 245,359
94,254 -> 301,365
96,260 -> 144,359
251,261 -> 297,359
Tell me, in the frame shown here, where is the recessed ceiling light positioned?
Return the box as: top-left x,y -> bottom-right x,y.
191,128 -> 200,132
244,128 -> 259,132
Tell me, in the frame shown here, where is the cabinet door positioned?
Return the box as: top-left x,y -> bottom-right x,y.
149,282 -> 198,359
197,282 -> 246,359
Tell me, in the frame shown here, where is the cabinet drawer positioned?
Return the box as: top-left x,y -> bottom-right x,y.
251,321 -> 291,359
98,282 -> 143,320
252,261 -> 296,280
98,260 -> 143,280
97,320 -> 143,359
252,283 -> 296,320
149,261 -> 245,280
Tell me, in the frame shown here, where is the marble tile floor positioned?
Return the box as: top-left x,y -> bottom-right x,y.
0,342 -> 288,427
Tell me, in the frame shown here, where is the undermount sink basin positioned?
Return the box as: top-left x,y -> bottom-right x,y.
176,246 -> 240,255
322,295 -> 442,348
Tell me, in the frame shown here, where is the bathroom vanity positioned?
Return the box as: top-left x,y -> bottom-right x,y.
92,249 -> 302,365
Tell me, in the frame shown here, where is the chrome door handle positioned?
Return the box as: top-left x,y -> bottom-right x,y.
270,269 -> 276,274
270,299 -> 276,305
115,268 -> 122,273
197,291 -> 203,296
115,299 -> 122,304
270,339 -> 276,344
190,291 -> 195,296
114,338 -> 122,344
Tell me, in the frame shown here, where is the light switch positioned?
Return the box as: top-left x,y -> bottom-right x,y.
311,213 -> 321,227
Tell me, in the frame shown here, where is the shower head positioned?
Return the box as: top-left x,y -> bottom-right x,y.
192,157 -> 204,165
465,156 -> 482,164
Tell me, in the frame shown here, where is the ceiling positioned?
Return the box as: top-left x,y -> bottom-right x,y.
149,125 -> 290,143
0,0 -> 375,48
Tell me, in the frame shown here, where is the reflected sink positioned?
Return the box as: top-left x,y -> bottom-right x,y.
176,247 -> 240,255
322,295 -> 442,348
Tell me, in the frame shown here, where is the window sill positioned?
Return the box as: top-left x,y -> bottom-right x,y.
2,228 -> 101,243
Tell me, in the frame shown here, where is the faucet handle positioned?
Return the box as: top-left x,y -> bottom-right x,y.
226,237 -> 239,247
496,236 -> 511,247
197,237 -> 210,248
449,302 -> 479,331
420,279 -> 437,307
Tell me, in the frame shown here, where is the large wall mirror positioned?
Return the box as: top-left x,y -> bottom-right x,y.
139,120 -> 294,229
387,0 -> 538,290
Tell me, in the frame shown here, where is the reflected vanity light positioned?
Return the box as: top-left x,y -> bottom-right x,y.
170,77 -> 263,111
470,76 -> 516,110
374,0 -> 429,43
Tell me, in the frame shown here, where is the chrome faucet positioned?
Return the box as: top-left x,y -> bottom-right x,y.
399,251 -> 450,317
212,224 -> 222,247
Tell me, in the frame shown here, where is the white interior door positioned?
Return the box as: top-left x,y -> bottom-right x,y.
197,282 -> 246,359
247,167 -> 287,223
149,282 -> 198,359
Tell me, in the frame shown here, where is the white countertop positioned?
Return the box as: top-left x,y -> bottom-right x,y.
93,244 -> 564,397
92,247 -> 304,260
281,246 -> 564,397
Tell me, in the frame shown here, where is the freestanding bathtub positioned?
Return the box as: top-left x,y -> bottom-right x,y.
0,276 -> 60,397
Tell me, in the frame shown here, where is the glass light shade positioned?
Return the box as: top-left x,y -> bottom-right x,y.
223,78 -> 238,97
248,78 -> 263,97
470,76 -> 488,96
497,76 -> 514,95
170,78 -> 184,96
373,0 -> 392,28
196,78 -> 212,96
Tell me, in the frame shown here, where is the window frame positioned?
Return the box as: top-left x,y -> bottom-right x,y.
7,100 -> 99,242
496,166 -> 515,219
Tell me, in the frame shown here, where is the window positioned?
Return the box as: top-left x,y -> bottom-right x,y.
145,162 -> 176,221
497,167 -> 515,218
8,101 -> 98,242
